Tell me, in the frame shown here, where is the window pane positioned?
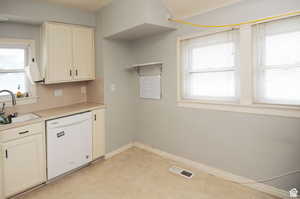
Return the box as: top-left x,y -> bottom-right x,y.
0,48 -> 25,70
0,73 -> 26,94
189,71 -> 235,98
263,68 -> 300,102
265,31 -> 300,66
191,42 -> 235,70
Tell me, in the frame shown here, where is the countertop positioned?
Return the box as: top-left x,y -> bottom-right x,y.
0,102 -> 106,132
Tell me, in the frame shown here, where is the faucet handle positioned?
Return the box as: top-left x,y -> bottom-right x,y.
10,112 -> 18,118
1,102 -> 5,113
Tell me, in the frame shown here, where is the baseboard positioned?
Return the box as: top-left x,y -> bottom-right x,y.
105,142 -> 134,159
133,142 -> 289,199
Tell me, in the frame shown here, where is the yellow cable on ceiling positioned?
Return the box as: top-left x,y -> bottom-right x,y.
168,11 -> 300,28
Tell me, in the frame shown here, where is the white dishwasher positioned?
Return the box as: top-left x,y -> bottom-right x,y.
46,112 -> 92,180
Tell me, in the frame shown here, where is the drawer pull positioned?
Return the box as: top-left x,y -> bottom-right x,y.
19,131 -> 29,135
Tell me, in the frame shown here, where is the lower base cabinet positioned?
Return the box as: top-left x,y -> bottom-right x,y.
2,134 -> 45,197
92,109 -> 106,160
0,108 -> 105,199
0,123 -> 46,199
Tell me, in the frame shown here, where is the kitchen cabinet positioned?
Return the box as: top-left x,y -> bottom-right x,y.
73,26 -> 95,81
42,22 -> 95,84
92,109 -> 105,160
0,123 -> 46,198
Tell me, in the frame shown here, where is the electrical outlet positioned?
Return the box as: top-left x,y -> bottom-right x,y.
54,89 -> 63,97
81,86 -> 86,95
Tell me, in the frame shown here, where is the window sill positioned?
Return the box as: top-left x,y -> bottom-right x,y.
177,100 -> 300,118
0,96 -> 38,107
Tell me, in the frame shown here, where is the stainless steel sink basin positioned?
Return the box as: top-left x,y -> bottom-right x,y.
11,113 -> 40,124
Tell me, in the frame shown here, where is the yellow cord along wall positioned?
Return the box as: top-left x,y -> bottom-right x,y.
168,11 -> 300,28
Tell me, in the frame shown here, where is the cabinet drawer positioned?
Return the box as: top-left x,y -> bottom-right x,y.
0,122 -> 44,143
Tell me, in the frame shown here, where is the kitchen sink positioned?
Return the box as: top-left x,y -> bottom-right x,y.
11,113 -> 40,124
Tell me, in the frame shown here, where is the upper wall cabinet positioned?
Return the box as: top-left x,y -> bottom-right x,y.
42,22 -> 95,84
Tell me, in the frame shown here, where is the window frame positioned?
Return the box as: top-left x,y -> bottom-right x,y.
0,38 -> 38,106
177,17 -> 300,118
180,29 -> 240,103
253,22 -> 300,106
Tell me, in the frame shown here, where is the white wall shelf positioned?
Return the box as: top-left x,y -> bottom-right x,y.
127,62 -> 163,76
127,62 -> 163,69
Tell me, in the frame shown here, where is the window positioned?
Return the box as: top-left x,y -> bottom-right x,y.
254,16 -> 300,105
178,17 -> 300,118
0,47 -> 27,94
0,39 -> 37,103
180,30 -> 239,101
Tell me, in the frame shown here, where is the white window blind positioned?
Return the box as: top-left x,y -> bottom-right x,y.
254,16 -> 300,105
0,45 -> 28,95
180,30 -> 239,101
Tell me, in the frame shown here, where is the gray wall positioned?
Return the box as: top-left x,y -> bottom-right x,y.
0,0 -> 96,26
0,22 -> 41,65
96,10 -> 138,153
131,0 -> 300,191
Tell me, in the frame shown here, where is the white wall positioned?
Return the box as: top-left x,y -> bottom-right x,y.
131,0 -> 300,191
96,11 -> 138,153
0,0 -> 96,26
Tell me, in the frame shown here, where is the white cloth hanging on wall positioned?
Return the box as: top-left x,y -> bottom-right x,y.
139,75 -> 161,99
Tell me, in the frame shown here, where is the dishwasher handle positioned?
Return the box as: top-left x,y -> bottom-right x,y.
47,119 -> 90,129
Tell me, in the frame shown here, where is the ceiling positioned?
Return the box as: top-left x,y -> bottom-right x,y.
42,0 -> 242,17
163,0 -> 242,18
42,0 -> 113,11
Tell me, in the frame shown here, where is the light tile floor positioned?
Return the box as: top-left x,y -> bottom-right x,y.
19,147 -> 280,199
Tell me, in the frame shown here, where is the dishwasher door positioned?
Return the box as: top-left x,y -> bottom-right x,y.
46,112 -> 92,180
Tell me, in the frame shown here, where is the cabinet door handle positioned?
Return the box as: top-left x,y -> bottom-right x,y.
75,69 -> 78,76
94,114 -> 97,121
70,70 -> 72,77
19,130 -> 29,135
5,150 -> 8,159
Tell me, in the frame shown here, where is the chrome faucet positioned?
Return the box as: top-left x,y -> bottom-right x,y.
0,89 -> 16,105
0,90 -> 17,116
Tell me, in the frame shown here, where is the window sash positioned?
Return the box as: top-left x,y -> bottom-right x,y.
254,16 -> 300,106
181,30 -> 239,101
187,42 -> 236,71
184,70 -> 238,100
0,46 -> 28,70
0,39 -> 34,100
0,69 -> 25,73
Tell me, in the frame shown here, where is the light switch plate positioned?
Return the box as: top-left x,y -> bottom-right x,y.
54,89 -> 63,97
110,84 -> 116,92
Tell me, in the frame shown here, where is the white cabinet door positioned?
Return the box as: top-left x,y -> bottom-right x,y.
72,26 -> 95,81
2,134 -> 46,197
45,23 -> 73,83
0,145 -> 3,199
92,109 -> 105,160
